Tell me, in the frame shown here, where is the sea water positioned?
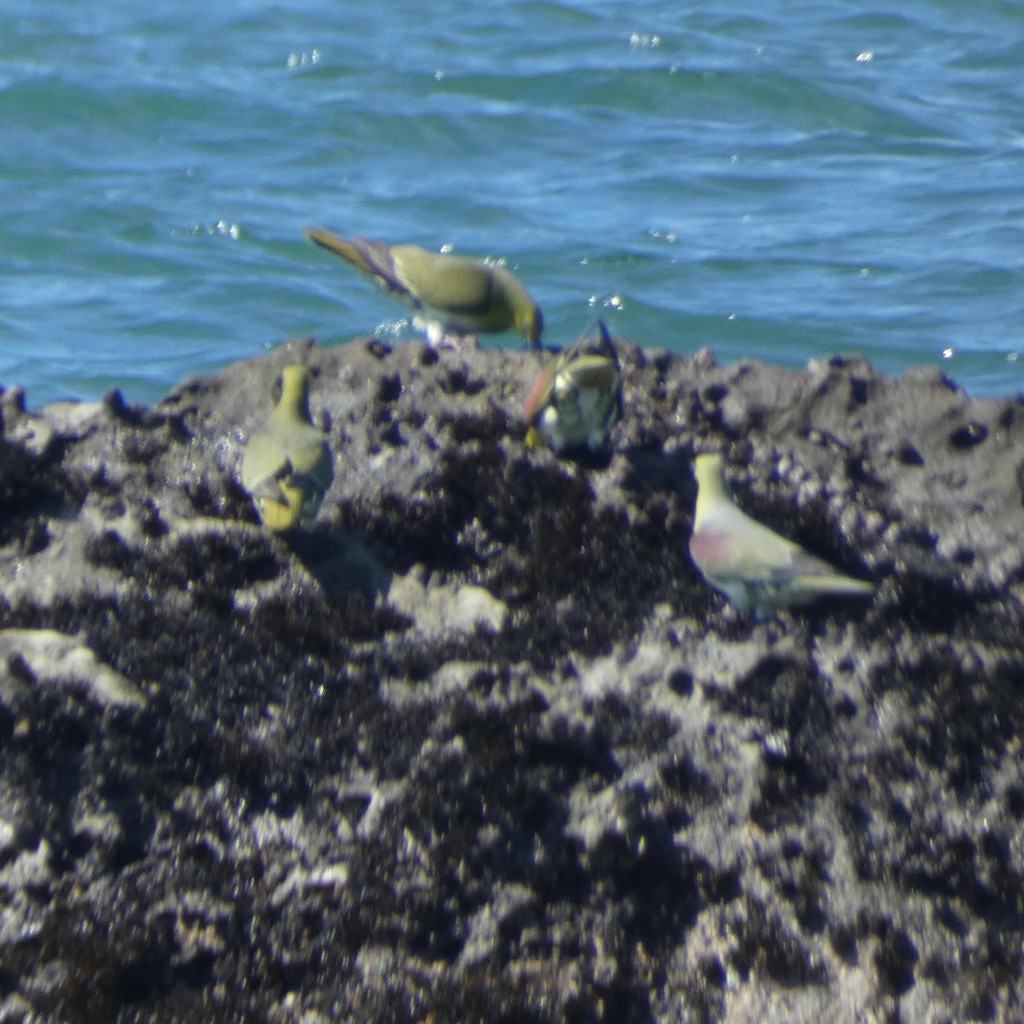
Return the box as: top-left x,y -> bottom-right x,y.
2,0 -> 1023,407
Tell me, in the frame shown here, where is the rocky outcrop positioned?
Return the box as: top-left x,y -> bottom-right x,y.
0,335 -> 1022,1022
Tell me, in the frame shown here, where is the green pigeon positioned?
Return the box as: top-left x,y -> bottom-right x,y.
240,365 -> 333,531
689,453 -> 874,617
523,320 -> 622,455
305,226 -> 542,349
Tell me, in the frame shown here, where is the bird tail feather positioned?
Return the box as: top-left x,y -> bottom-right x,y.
305,227 -> 376,275
796,574 -> 874,596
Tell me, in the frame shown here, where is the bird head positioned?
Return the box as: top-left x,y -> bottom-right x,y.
277,365 -> 313,421
693,453 -> 726,490
692,454 -> 732,525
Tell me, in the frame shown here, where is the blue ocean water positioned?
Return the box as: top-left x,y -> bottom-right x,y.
2,0 -> 1023,407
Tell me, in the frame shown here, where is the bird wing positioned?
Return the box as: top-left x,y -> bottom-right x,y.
243,427 -> 331,493
523,361 -> 557,425
305,228 -> 421,306
690,513 -> 805,584
692,519 -> 870,595
294,436 -> 334,494
345,237 -> 409,295
240,431 -> 290,496
389,246 -> 497,315
561,320 -> 617,363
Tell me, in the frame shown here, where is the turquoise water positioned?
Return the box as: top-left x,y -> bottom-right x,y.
2,0 -> 1024,407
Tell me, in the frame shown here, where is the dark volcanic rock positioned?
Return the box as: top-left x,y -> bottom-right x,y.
0,336 -> 1023,1023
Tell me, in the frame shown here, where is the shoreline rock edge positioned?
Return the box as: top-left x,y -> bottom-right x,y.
0,336 -> 1022,1022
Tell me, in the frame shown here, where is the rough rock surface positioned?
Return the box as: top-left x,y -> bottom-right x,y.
1,335 -> 1023,1023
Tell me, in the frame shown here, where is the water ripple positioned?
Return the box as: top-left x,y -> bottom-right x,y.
1,0 -> 1023,404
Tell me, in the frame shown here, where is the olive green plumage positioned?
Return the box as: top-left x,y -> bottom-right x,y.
306,226 -> 542,348
240,365 -> 333,531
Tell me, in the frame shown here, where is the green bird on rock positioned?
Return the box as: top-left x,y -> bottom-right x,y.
305,226 -> 542,349
523,320 -> 622,455
240,365 -> 333,532
689,453 -> 874,618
